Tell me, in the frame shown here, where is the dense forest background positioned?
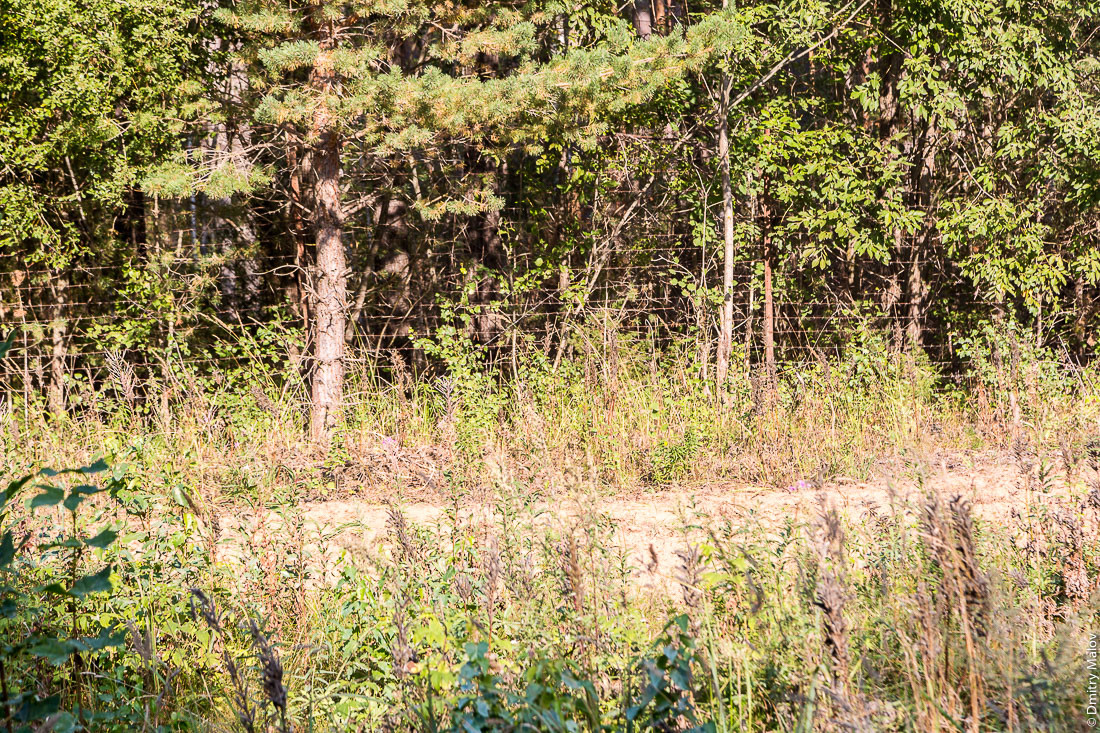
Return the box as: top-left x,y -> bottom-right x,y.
2,0 -> 1099,440
5,3 -> 1100,729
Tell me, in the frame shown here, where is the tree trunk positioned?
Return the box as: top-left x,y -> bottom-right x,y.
308,37 -> 347,444
907,116 -> 938,349
652,0 -> 667,34
876,0 -> 908,348
762,219 -> 777,387
633,0 -> 653,37
745,281 -> 754,368
715,75 -> 734,390
288,144 -> 312,339
310,134 -> 346,442
905,244 -> 923,347
48,276 -> 67,416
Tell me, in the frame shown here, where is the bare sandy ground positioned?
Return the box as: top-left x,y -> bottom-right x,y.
214,449 -> 1084,591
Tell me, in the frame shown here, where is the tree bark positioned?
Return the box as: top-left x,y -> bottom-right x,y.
715,75 -> 734,390
762,211 -> 777,387
310,133 -> 346,442
48,276 -> 67,416
907,116 -> 938,349
905,244 -> 923,347
288,144 -> 312,339
652,0 -> 667,34
308,35 -> 347,444
633,0 -> 653,37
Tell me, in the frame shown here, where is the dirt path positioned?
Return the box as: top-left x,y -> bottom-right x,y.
216,450 -> 1078,591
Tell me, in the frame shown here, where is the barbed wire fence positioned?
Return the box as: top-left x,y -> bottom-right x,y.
0,215 -> 1087,415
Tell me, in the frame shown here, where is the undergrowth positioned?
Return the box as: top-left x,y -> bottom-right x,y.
4,449 -> 1100,731
6,321 -> 1097,503
2,325 -> 1099,731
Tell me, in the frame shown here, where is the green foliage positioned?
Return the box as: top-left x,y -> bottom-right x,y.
737,97 -> 921,271
626,615 -> 713,732
955,319 -> 1088,435
0,460 -> 128,729
4,0 -> 1100,723
440,643 -> 603,732
647,429 -> 700,485
2,339 -> 1100,730
414,283 -> 511,458
0,0 -> 197,261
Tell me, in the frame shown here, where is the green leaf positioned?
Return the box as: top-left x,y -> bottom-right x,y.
63,484 -> 101,512
80,458 -> 110,475
75,625 -> 127,652
45,539 -> 84,550
170,483 -> 192,509
29,486 -> 64,509
0,332 -> 13,360
0,532 -> 13,568
84,527 -> 118,549
39,458 -> 109,479
68,565 -> 113,598
29,638 -> 78,665
42,710 -> 78,733
0,474 -> 33,509
15,693 -> 61,722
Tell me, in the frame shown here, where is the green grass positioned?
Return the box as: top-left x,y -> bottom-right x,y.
2,329 -> 1099,731
4,457 -> 1098,731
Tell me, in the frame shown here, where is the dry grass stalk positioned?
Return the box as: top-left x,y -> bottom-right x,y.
386,503 -> 423,565
481,542 -> 501,640
190,590 -> 258,733
189,590 -> 293,733
1052,507 -> 1093,607
812,502 -> 853,713
675,544 -> 704,636
104,350 -> 137,404
559,532 -> 585,616
390,595 -> 415,680
921,493 -> 987,733
1058,436 -> 1079,484
247,619 -> 289,732
948,496 -> 990,637
453,570 -> 473,607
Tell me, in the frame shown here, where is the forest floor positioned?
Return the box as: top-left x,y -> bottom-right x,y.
213,449 -> 1072,593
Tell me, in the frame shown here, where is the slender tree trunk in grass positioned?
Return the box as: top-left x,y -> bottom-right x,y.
48,276 -> 67,416
762,213 -> 777,387
906,244 -> 923,347
907,117 -> 937,350
716,74 -> 734,392
745,171 -> 757,370
288,145 -> 312,340
308,34 -> 347,444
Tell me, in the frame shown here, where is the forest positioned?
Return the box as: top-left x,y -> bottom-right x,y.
2,0 -> 1100,730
